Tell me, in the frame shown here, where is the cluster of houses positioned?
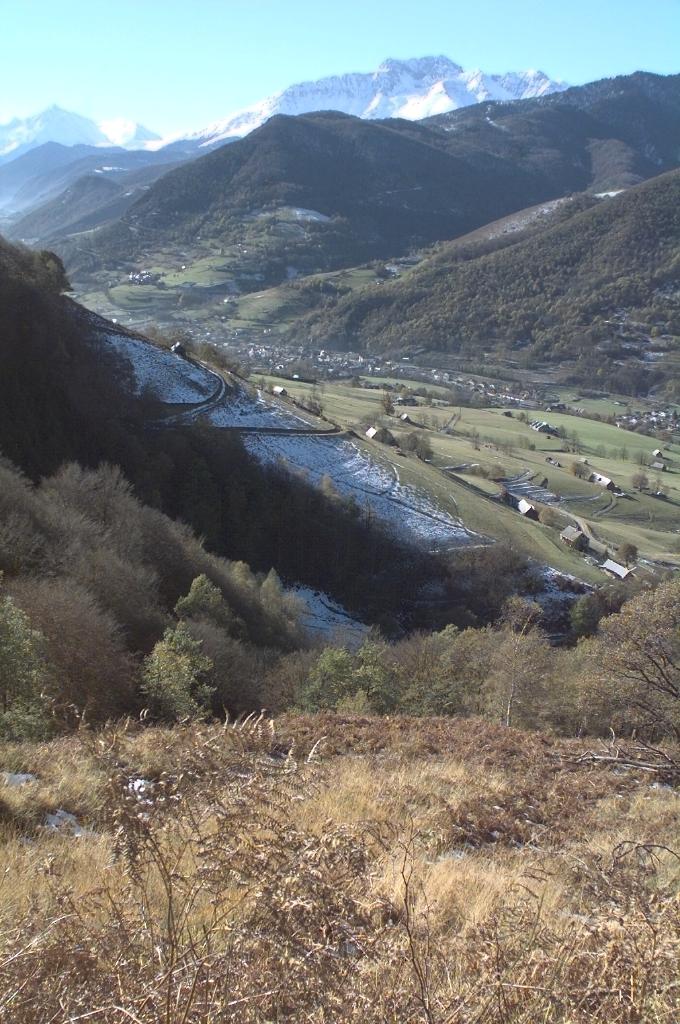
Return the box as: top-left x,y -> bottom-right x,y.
614,406 -> 679,433
503,496 -> 636,580
127,270 -> 159,286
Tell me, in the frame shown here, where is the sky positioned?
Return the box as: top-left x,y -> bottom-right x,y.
1,0 -> 678,135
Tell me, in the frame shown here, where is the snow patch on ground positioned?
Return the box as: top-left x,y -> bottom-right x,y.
595,190 -> 624,198
205,387 -> 308,428
44,809 -> 92,837
97,331 -> 217,404
532,565 -> 588,627
243,433 -> 476,547
289,207 -> 331,222
2,772 -> 36,787
290,585 -> 370,646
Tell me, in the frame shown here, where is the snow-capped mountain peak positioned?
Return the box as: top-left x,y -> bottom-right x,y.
0,106 -> 160,163
175,55 -> 568,149
98,118 -> 160,148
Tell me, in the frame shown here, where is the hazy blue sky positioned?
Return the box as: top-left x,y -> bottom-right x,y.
2,0 -> 678,134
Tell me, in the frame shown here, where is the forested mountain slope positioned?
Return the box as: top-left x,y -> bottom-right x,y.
427,71 -> 680,194
292,168 -> 680,394
0,236 -> 468,635
59,72 -> 680,290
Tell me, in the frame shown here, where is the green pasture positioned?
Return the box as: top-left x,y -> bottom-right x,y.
260,374 -> 680,568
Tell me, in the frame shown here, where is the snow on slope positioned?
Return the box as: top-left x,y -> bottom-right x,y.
202,383 -> 476,547
290,585 -> 369,646
242,433 -> 476,547
97,331 -> 217,404
178,56 -> 567,147
206,387 -> 308,428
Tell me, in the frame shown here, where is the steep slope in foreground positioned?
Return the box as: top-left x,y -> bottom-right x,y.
293,169 -> 680,393
0,716 -> 677,1021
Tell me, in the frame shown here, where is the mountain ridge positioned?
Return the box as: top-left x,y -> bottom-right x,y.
288,166 -> 680,396
56,71 -> 680,298
168,55 -> 567,147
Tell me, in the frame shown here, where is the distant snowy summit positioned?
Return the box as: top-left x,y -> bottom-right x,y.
0,105 -> 160,162
1,58 -> 567,163
178,56 -> 568,148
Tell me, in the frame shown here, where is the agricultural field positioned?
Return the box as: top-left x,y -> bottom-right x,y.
259,374 -> 680,578
73,249 -> 396,339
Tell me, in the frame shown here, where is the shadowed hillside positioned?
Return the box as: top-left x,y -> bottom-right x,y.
57,72 -> 680,294
291,168 -> 680,394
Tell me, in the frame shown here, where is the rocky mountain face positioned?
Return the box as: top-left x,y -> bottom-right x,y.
177,55 -> 567,147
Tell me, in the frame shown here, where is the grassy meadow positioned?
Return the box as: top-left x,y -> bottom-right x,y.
260,375 -> 680,575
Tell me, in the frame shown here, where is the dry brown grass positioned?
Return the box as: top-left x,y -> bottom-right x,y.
0,715 -> 677,1022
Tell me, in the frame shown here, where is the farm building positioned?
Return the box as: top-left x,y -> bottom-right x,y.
365,426 -> 378,439
601,559 -> 633,580
589,472 -> 615,490
170,342 -> 186,357
530,420 -> 559,434
652,449 -> 663,458
650,461 -> 667,472
560,526 -> 587,551
517,499 -> 539,520
272,385 -> 288,397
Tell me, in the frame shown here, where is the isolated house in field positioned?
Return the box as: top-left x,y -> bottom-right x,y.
650,461 -> 667,472
365,426 -> 378,439
601,558 -> 632,580
170,341 -> 186,357
272,385 -> 288,397
517,498 -> 539,520
560,525 -> 587,551
652,448 -> 663,458
399,413 -> 412,423
589,472 -> 615,490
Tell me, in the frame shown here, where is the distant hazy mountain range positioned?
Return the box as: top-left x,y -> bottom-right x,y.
0,56 -> 566,165
0,106 -> 159,163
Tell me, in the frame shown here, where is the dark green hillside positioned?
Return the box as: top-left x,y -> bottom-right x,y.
0,141 -> 190,216
8,159 -> 186,243
64,110 -> 548,282
58,71 -> 680,300
428,71 -> 680,193
10,174 -> 125,241
292,169 -> 680,393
